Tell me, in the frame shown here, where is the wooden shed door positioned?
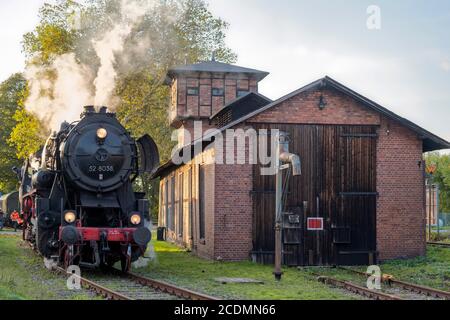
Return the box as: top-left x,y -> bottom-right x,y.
332,127 -> 377,265
252,124 -> 377,266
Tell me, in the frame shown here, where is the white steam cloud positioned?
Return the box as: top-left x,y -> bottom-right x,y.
93,0 -> 154,106
93,24 -> 131,107
25,53 -> 94,131
24,0 -> 156,131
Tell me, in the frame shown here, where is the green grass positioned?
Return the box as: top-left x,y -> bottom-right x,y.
134,241 -> 450,299
133,240 -> 358,300
0,235 -> 96,300
307,246 -> 450,292
428,227 -> 450,242
379,246 -> 450,291
2,233 -> 447,300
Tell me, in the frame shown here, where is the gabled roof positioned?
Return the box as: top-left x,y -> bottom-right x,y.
221,76 -> 450,152
152,76 -> 450,178
210,91 -> 272,126
166,61 -> 269,82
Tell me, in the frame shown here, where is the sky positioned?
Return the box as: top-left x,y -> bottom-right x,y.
0,0 -> 449,148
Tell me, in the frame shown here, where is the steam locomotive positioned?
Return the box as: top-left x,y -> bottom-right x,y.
17,106 -> 159,272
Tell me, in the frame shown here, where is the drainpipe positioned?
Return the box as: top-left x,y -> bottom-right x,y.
274,132 -> 301,281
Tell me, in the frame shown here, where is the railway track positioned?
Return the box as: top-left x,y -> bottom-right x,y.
427,241 -> 450,248
316,275 -> 401,300
125,271 -> 218,300
337,267 -> 450,300
55,266 -> 218,300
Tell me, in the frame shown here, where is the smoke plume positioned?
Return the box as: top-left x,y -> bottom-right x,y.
25,53 -> 94,131
93,0 -> 154,107
24,0 -> 156,131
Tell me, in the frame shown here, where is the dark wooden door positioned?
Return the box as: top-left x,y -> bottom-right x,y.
252,124 -> 377,266
332,126 -> 377,265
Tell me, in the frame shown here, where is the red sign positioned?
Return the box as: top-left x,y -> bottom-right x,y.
307,218 -> 324,231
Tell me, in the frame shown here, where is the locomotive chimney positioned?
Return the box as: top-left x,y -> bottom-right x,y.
84,106 -> 95,113
60,121 -> 70,132
99,106 -> 108,113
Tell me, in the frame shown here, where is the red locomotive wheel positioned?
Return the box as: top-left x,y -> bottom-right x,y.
64,247 -> 74,270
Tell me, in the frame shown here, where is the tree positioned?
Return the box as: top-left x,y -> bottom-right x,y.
22,0 -> 80,64
9,108 -> 47,161
13,0 -> 236,219
22,0 -> 236,73
0,74 -> 27,193
425,152 -> 450,213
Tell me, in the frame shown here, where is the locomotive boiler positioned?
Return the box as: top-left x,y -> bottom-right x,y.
18,106 -> 159,272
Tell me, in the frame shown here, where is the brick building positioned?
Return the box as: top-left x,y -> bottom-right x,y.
153,60 -> 450,265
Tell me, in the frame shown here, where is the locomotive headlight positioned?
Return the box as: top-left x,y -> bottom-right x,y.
96,128 -> 108,140
64,211 -> 76,224
130,214 -> 141,225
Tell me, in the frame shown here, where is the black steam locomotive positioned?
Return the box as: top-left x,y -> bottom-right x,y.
17,106 -> 159,272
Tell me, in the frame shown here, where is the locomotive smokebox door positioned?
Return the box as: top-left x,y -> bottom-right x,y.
137,134 -> 160,174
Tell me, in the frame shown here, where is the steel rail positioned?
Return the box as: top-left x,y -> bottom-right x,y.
55,267 -> 133,300
338,266 -> 450,300
124,271 -> 219,300
55,265 -> 218,300
41,246 -> 215,300
316,275 -> 402,300
427,242 -> 450,248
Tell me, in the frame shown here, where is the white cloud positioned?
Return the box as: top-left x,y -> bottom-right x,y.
226,34 -> 428,124
0,0 -> 50,81
208,0 -> 449,145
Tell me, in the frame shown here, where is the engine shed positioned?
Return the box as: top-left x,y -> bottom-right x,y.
153,60 -> 450,266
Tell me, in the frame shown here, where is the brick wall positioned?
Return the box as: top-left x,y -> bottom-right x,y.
196,162 -> 216,259
161,85 -> 426,263
376,117 -> 426,260
170,73 -> 260,126
249,87 -> 426,261
213,130 -> 253,260
250,87 -> 381,125
158,148 -> 217,258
